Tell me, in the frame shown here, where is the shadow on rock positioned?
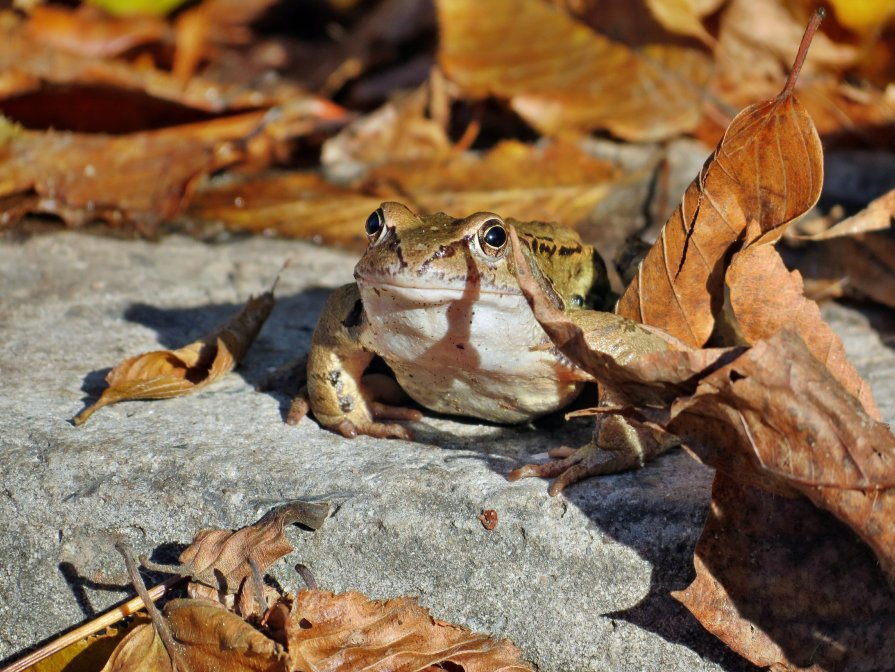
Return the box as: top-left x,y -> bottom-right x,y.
73,288 -> 332,422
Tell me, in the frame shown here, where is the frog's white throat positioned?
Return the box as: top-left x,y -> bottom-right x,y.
356,279 -> 585,423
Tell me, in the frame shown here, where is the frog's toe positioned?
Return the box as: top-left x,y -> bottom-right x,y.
507,444 -> 643,496
336,418 -> 415,440
369,401 -> 423,423
285,390 -> 311,425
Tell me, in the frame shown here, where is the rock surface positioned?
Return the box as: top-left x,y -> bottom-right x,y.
1,230 -> 892,671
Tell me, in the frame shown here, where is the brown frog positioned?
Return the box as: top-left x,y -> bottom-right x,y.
303,202 -> 676,493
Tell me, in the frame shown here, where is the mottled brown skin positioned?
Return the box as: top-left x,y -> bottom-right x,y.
303,202 -> 676,493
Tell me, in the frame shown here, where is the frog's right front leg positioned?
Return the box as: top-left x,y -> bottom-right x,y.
306,283 -> 421,440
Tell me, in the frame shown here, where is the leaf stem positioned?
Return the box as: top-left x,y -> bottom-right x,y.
782,8 -> 826,97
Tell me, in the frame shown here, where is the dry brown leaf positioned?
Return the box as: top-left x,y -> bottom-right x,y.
674,474 -> 895,672
73,289 -> 275,425
148,501 -> 329,597
100,622 -> 173,672
665,330 -> 895,582
190,140 -> 619,249
725,229 -> 880,418
288,589 -> 533,672
805,188 -> 895,240
26,5 -> 168,59
321,80 -> 453,182
0,11 -> 305,117
164,599 -> 287,672
788,230 -> 895,309
644,0 -> 718,46
616,34 -> 823,345
436,0 -> 710,141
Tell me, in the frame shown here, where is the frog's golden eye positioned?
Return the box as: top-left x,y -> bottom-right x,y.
479,219 -> 508,256
365,208 -> 385,240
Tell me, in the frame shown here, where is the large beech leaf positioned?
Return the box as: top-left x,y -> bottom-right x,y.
436,0 -> 709,141
725,228 -> 880,418
73,289 -> 275,425
664,331 -> 895,582
288,590 -> 533,672
615,64 -> 823,345
674,474 -> 895,672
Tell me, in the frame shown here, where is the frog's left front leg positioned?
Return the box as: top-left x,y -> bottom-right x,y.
305,283 -> 421,440
508,310 -> 680,495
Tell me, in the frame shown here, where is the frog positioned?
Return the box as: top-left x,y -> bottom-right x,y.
303,201 -> 678,494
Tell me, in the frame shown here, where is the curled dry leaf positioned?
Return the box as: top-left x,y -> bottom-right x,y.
643,0 -> 718,46
788,230 -> 895,310
190,139 -> 618,249
800,187 -> 895,240
616,43 -> 823,345
288,590 -> 533,672
436,0 -> 709,141
73,289 -> 275,425
149,501 -> 329,596
674,474 -> 895,672
321,81 -> 453,183
0,11 -> 307,116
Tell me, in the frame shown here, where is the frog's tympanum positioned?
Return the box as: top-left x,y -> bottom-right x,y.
304,202 -> 677,493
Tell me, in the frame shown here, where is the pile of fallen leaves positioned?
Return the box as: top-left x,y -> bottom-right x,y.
0,0 -> 893,271
17,502 -> 532,672
5,1 -> 895,671
506,13 -> 895,671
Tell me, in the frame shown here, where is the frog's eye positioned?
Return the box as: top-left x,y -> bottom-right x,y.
570,294 -> 585,308
365,208 -> 385,240
479,219 -> 508,256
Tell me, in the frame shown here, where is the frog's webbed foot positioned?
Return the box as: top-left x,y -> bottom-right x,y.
508,443 -> 646,496
508,415 -> 679,496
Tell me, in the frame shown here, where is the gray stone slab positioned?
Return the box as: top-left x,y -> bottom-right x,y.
1,231 -> 892,671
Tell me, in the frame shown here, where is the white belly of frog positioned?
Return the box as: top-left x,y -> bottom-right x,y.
357,281 -> 586,423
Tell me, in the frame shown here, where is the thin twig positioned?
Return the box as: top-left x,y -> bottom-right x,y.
116,543 -> 190,672
0,575 -> 183,672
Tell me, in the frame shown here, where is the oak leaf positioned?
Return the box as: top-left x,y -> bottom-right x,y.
287,590 -> 533,672
73,289 -> 275,425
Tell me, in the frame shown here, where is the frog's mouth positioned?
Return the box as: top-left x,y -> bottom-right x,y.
356,275 -> 523,299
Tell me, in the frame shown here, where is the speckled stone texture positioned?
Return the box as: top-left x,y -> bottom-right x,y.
1,230 -> 892,671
